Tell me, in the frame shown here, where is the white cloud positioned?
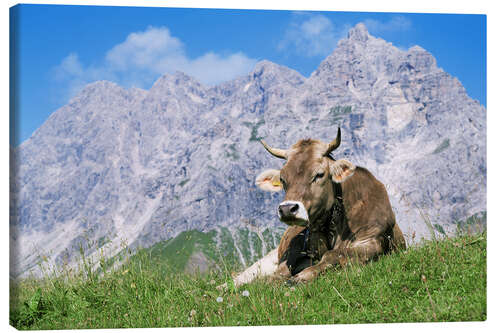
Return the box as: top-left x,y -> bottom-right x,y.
188,52 -> 258,85
52,26 -> 257,101
53,53 -> 84,79
279,13 -> 349,57
52,53 -> 105,101
106,27 -> 186,72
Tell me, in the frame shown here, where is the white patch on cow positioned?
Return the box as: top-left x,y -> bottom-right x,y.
278,200 -> 309,223
232,248 -> 279,287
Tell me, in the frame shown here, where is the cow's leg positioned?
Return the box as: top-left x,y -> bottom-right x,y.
270,261 -> 292,280
219,226 -> 306,290
218,248 -> 280,290
391,223 -> 406,250
231,248 -> 280,287
290,238 -> 383,283
266,226 -> 307,281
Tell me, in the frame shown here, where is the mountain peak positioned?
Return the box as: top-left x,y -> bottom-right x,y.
150,71 -> 205,95
249,60 -> 305,86
78,80 -> 122,94
409,45 -> 425,52
347,23 -> 372,42
67,80 -> 127,105
252,60 -> 285,75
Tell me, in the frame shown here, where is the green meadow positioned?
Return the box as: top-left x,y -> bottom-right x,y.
10,231 -> 486,329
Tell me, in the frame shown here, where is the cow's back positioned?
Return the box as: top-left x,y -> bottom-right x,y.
340,166 -> 404,250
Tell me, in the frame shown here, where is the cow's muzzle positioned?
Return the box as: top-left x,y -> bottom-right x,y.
278,200 -> 309,226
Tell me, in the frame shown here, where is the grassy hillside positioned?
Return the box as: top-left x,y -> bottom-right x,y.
10,232 -> 486,329
128,227 -> 284,275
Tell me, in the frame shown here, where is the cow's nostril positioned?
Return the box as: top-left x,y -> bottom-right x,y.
278,201 -> 309,223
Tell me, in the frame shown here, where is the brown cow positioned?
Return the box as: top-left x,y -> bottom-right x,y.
227,128 -> 405,287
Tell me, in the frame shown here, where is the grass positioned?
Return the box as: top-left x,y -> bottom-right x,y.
137,229 -> 220,274
10,232 -> 486,329
125,227 -> 283,276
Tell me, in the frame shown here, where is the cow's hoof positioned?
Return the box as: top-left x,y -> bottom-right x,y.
286,276 -> 308,285
290,268 -> 317,284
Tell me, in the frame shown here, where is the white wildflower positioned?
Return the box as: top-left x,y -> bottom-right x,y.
242,290 -> 250,297
216,296 -> 223,303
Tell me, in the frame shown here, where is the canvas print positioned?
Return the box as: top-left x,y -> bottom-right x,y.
9,4 -> 486,329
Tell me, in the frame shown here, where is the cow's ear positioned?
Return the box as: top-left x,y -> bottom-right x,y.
329,159 -> 356,183
255,169 -> 283,192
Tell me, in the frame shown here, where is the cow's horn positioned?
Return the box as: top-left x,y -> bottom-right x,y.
324,127 -> 341,156
260,140 -> 288,159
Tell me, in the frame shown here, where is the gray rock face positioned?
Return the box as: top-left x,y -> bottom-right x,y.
10,23 -> 486,277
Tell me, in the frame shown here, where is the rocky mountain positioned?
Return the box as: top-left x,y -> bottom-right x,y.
10,23 -> 486,278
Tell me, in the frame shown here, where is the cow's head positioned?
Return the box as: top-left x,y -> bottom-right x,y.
256,128 -> 355,227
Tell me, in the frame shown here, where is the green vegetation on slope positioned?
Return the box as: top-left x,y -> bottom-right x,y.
433,138 -> 450,154
223,143 -> 240,160
455,211 -> 486,235
242,119 -> 265,142
128,227 -> 283,275
329,105 -> 353,124
135,229 -> 219,274
10,233 -> 486,329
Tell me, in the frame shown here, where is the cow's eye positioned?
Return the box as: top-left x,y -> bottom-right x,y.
280,177 -> 287,189
313,172 -> 325,182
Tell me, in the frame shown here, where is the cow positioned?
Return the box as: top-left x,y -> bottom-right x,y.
226,128 -> 405,287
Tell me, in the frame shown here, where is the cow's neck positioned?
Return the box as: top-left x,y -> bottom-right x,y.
306,182 -> 345,259
328,182 -> 345,249
309,182 -> 344,231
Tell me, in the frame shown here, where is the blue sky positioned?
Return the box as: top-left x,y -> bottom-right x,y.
10,4 -> 486,146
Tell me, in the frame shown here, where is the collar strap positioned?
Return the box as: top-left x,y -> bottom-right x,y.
302,227 -> 310,252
